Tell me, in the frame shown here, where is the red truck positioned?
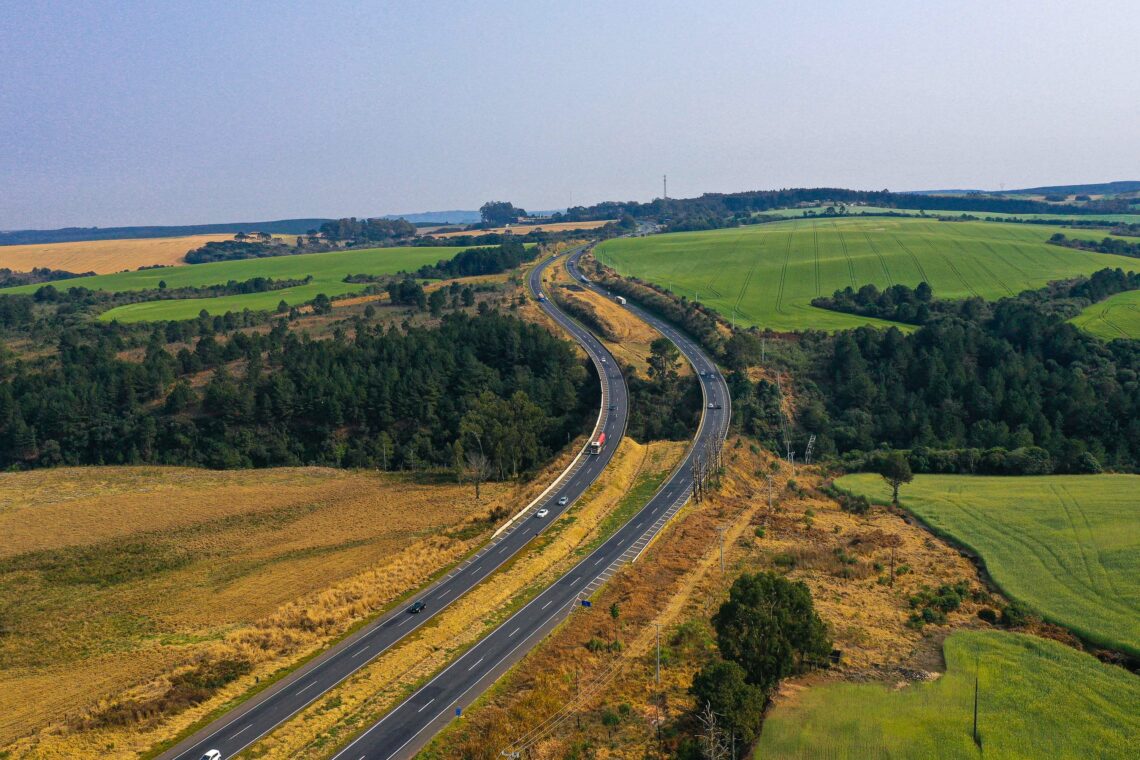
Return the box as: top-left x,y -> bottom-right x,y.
588,432 -> 606,455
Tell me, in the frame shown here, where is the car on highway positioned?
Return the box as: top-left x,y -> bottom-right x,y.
557,495 -> 569,506
200,751 -> 222,760
536,508 -> 550,518
408,601 -> 426,614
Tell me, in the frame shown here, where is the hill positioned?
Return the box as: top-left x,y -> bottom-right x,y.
1008,180 -> 1140,196
594,217 -> 1140,333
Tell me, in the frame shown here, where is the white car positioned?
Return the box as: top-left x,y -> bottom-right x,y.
200,751 -> 222,760
558,495 -> 569,506
536,508 -> 550,518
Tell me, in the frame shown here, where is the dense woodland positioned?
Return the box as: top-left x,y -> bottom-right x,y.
0,267 -> 95,288
730,295 -> 1140,474
414,241 -> 536,278
0,312 -> 596,475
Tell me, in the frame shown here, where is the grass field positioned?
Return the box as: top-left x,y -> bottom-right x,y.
756,630 -> 1140,759
0,234 -> 242,274
595,217 -> 1140,332
1072,288 -> 1140,340
0,465 -> 520,750
0,245 -> 465,322
430,219 -> 613,237
835,473 -> 1140,656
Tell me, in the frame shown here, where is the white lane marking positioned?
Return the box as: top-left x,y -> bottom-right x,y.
417,697 -> 435,713
230,723 -> 253,739
397,616 -> 411,626
594,556 -> 604,565
296,681 -> 317,695
498,543 -> 508,554
438,589 -> 452,600
352,645 -> 369,658
541,599 -> 553,610
467,656 -> 485,671
509,627 -> 520,637
571,576 -> 580,584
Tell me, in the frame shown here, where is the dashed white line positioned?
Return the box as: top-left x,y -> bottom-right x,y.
351,645 -> 369,658
417,697 -> 435,713
509,627 -> 520,637
467,656 -> 485,671
541,599 -> 553,610
230,723 -> 253,739
296,681 -> 316,695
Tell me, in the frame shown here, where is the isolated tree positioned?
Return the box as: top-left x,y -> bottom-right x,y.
610,602 -> 621,644
712,572 -> 831,698
689,660 -> 765,751
158,280 -> 167,290
880,450 -> 914,505
464,450 -> 492,499
647,337 -> 681,389
311,293 -> 333,315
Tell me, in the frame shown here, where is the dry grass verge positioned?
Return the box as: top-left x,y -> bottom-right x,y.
237,438 -> 685,759
422,439 -> 988,758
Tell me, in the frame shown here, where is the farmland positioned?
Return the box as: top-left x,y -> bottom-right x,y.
1072,288 -> 1140,340
756,630 -> 1140,759
0,244 -> 464,322
758,206 -> 1140,223
594,217 -> 1140,332
0,233 -> 239,274
0,464 -> 527,753
836,473 -> 1140,656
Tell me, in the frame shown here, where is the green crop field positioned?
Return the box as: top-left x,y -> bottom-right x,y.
1072,288 -> 1140,340
836,473 -> 1140,656
594,217 -> 1140,332
756,630 -> 1140,759
759,206 -> 1140,223
0,246 -> 465,322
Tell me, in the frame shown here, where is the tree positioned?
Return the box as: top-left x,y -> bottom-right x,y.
464,450 -> 491,499
158,280 -> 167,290
461,286 -> 475,307
647,337 -> 681,389
311,293 -> 333,315
610,602 -> 621,644
712,572 -> 831,698
479,201 -> 526,226
689,660 -> 765,752
428,287 -> 447,317
880,450 -> 914,505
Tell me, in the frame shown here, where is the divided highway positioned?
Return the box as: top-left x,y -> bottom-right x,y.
332,247 -> 731,759
160,250 -> 629,760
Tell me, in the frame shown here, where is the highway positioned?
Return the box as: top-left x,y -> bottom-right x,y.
159,249 -> 630,760
331,247 -> 731,759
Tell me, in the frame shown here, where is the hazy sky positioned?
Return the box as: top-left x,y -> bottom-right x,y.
2,0 -> 1138,229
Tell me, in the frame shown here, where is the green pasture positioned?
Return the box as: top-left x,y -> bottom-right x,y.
760,206 -> 1140,223
836,473 -> 1140,656
756,630 -> 1140,759
594,217 -> 1139,332
1072,288 -> 1140,340
0,246 -> 463,322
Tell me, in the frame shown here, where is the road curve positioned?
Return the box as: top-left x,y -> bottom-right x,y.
331,247 -> 731,759
159,250 -> 629,760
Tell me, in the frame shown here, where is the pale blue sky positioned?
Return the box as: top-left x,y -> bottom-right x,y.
2,0 -> 1138,228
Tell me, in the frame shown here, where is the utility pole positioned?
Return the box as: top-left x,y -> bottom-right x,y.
717,526 -> 728,574
663,174 -> 668,200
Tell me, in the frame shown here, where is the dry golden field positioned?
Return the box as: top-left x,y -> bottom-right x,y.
0,235 -> 245,274
0,462 -> 568,757
430,220 -> 614,238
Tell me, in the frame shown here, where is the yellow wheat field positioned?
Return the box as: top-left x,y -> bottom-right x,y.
430,220 -> 613,238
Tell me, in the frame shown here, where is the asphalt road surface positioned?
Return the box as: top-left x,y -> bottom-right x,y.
331,247 -> 731,760
160,249 -> 629,760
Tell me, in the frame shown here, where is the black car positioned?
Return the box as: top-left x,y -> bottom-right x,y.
408,601 -> 426,614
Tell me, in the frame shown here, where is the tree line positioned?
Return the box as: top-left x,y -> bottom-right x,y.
1049,233 -> 1140,258
414,241 -> 536,278
0,311 -> 596,474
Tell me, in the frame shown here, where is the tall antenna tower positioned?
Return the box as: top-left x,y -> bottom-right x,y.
663,174 -> 667,200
